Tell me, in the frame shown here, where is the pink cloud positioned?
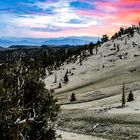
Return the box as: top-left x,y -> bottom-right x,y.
75,0 -> 140,37
2,0 -> 140,38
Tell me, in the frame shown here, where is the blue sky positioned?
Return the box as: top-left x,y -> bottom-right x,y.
0,0 -> 140,38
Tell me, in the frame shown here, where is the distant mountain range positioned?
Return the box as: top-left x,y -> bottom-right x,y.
0,46 -> 6,50
0,36 -> 100,48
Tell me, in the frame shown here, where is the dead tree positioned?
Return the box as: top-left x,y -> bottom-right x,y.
54,71 -> 57,83
116,45 -> 120,52
125,38 -> 127,45
122,83 -> 126,107
95,46 -> 98,55
113,43 -> 116,50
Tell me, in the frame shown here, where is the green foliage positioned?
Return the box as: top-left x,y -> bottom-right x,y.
101,35 -> 109,43
119,27 -> 125,35
0,61 -> 60,140
111,24 -> 137,40
96,40 -> 101,47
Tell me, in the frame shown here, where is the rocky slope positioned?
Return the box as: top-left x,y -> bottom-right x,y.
45,31 -> 140,139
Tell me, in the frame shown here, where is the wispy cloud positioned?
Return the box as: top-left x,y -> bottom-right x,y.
0,0 -> 140,38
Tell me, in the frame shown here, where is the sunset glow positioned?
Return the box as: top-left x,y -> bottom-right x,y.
0,0 -> 140,38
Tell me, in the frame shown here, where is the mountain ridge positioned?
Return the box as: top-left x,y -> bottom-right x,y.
0,36 -> 100,47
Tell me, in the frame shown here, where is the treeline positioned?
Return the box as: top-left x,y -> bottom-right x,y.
0,43 -> 101,71
111,24 -> 140,40
1,23 -> 140,73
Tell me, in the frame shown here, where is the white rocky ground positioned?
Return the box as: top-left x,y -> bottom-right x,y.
57,89 -> 140,140
57,130 -> 107,140
45,32 -> 140,95
45,31 -> 140,139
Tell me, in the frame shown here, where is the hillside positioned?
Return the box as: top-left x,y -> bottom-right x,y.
45,30 -> 140,139
45,31 -> 140,99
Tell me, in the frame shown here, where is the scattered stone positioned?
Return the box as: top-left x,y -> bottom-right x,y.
129,68 -> 136,72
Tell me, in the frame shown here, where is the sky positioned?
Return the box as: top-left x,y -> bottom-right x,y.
0,0 -> 140,38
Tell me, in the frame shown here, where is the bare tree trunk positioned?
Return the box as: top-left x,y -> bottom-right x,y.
12,125 -> 19,140
122,83 -> 126,107
125,38 -> 127,45
54,71 -> 57,83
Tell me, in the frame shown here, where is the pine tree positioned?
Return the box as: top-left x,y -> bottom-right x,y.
58,82 -> 62,88
127,91 -> 134,102
70,93 -> 76,102
0,60 -> 60,140
64,73 -> 69,83
96,40 -> 101,47
89,42 -> 94,55
119,27 -> 125,35
101,34 -> 109,43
